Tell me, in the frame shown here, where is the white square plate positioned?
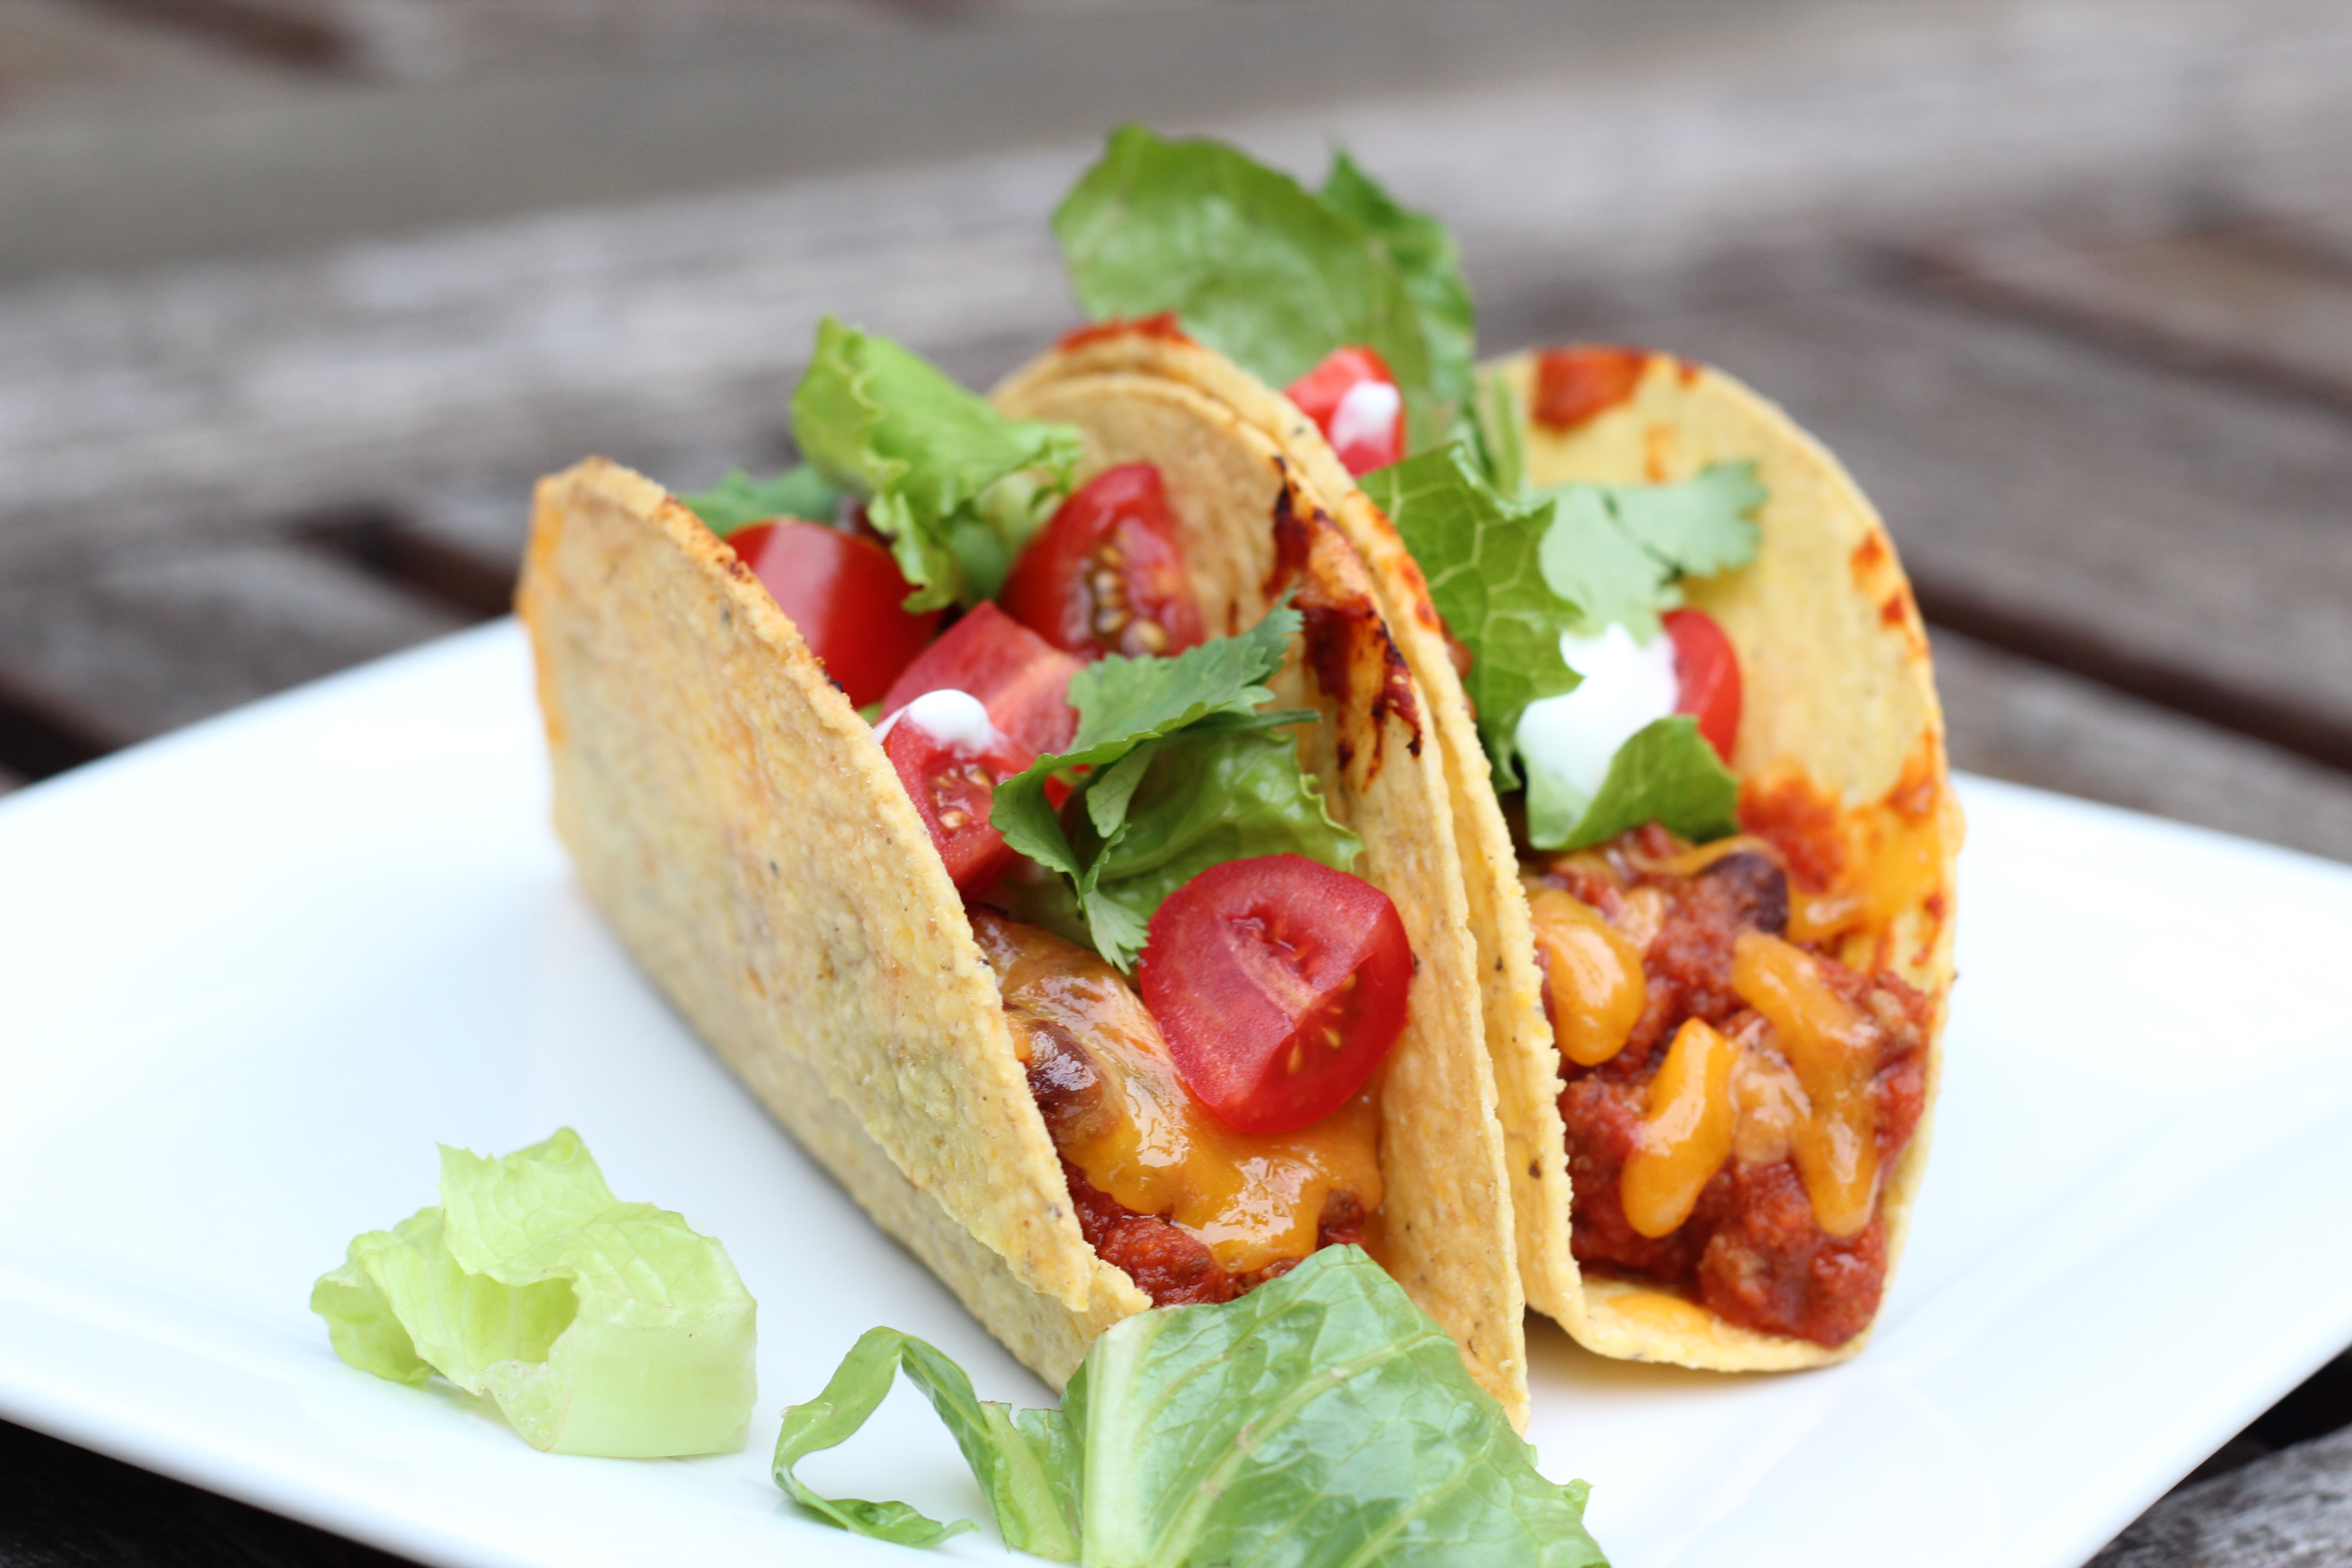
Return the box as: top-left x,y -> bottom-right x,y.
5,622 -> 2351,1568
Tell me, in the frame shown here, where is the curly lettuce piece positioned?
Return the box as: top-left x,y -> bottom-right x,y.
1361,446 -> 1581,789
774,1247 -> 1608,1567
1054,126 -> 1463,451
310,1128 -> 757,1458
791,316 -> 1083,611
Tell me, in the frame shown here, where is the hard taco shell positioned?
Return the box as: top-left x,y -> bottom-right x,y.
519,333 -> 1529,1417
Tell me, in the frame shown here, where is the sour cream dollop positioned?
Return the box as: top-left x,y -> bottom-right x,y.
1514,623 -> 1680,809
1328,378 -> 1403,461
872,687 -> 1005,752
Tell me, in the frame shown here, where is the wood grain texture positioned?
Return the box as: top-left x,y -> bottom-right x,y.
0,539 -> 466,741
1922,225 -> 2352,412
2093,1425 -> 2352,1568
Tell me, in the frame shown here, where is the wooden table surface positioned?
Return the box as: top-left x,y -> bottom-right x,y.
4,1 -> 2351,1563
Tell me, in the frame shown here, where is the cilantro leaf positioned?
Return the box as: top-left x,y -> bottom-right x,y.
992,605 -> 1355,969
1070,715 -> 1359,970
1054,126 -> 1462,451
679,465 -> 843,537
1526,714 -> 1740,851
1361,446 -> 1582,788
790,316 -> 1083,612
1600,461 -> 1767,577
1537,463 -> 1765,640
1538,486 -> 1679,641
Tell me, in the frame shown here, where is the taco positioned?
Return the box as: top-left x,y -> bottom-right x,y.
517,318 -> 1528,1419
1034,126 -> 1958,1368
1346,346 -> 1960,1369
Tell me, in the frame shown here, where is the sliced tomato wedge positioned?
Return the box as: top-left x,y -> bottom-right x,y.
1000,464 -> 1204,660
881,693 -> 1038,894
1284,346 -> 1405,476
879,602 -> 1080,756
1664,608 -> 1742,763
730,521 -> 939,708
1138,855 -> 1413,1136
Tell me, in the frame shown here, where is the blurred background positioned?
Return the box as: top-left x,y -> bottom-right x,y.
2,0 -> 2352,1560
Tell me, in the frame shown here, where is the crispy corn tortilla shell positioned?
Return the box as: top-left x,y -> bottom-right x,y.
1412,347 -> 1959,1371
521,344 -> 1529,1418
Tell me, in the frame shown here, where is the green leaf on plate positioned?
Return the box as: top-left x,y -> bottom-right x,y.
774,1247 -> 1610,1567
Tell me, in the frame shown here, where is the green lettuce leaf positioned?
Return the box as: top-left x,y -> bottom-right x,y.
775,1326 -> 1081,1559
790,315 -> 1083,611
774,1247 -> 1609,1567
1318,149 -> 1475,419
993,604 -> 1355,969
1524,714 -> 1741,852
310,1128 -> 757,1458
1054,127 -> 1462,451
1360,446 -> 1580,789
679,465 -> 843,537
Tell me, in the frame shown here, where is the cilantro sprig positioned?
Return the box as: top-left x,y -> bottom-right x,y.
992,602 -> 1359,970
680,466 -> 844,538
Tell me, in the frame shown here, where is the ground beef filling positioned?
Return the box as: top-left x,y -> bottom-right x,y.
1545,826 -> 1931,1347
1058,1158 -> 1368,1308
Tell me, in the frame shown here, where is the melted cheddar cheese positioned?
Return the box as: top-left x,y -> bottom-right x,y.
1622,1018 -> 1738,1237
971,912 -> 1382,1275
1525,884 -> 1647,1066
1730,931 -> 1879,1237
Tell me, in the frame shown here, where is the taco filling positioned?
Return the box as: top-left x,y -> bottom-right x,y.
686,318 -> 1405,1306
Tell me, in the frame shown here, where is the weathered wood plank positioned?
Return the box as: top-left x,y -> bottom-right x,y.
13,0 -> 2351,282
0,538 -> 467,741
2093,1425 -> 2352,1568
7,0 -> 2352,576
1921,224 -> 2352,411
1559,287 -> 2352,765
1933,629 -> 2352,864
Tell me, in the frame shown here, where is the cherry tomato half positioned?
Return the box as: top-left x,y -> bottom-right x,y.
1664,607 -> 1742,763
880,602 -> 1081,757
1000,465 -> 1204,661
881,696 -> 1038,894
731,521 -> 939,708
1284,346 -> 1405,476
1138,855 -> 1413,1136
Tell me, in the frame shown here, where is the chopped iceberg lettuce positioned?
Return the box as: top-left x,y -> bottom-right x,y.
310,1128 -> 757,1458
